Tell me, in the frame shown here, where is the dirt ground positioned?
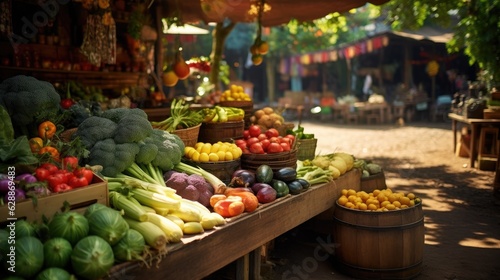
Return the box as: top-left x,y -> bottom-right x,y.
265,119 -> 500,280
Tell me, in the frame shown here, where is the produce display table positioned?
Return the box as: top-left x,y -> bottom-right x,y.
448,113 -> 500,168
108,169 -> 362,279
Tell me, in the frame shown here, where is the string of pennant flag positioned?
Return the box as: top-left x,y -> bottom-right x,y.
279,35 -> 389,76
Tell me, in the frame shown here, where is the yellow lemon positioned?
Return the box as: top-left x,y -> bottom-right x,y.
341,189 -> 348,196
201,143 -> 212,154
345,202 -> 355,209
208,152 -> 219,162
381,200 -> 391,208
229,147 -> 240,160
385,204 -> 396,211
348,195 -> 357,203
367,203 -> 378,211
199,152 -> 210,162
184,146 -> 195,157
216,151 -> 226,161
399,196 -> 411,206
407,193 -> 416,200
225,151 -> 234,161
191,151 -> 200,161
347,189 -> 357,196
210,143 -> 221,153
338,196 -> 348,206
392,201 -> 402,208
358,203 -> 368,211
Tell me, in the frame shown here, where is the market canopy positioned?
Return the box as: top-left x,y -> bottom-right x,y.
160,0 -> 391,26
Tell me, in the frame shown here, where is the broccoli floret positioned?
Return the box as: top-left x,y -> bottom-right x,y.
74,116 -> 118,148
101,108 -> 148,123
165,172 -> 189,191
0,75 -> 61,137
113,114 -> 153,144
149,129 -> 184,171
64,100 -> 103,128
87,138 -> 140,177
135,141 -> 159,165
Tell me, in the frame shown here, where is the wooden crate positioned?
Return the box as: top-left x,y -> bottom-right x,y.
0,174 -> 108,224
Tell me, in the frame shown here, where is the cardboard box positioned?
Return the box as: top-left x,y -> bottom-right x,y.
0,174 -> 108,224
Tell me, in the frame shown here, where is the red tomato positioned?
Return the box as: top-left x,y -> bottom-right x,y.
55,170 -> 74,184
62,156 -> 79,171
280,137 -> 292,146
269,136 -> 280,143
35,168 -> 51,181
285,134 -> 296,143
249,142 -> 265,154
74,168 -> 94,183
257,133 -> 267,141
40,163 -> 59,174
68,176 -> 89,188
265,128 -> 280,138
246,137 -> 260,147
260,139 -> 271,151
280,142 -> 291,151
267,142 -> 284,153
243,130 -> 251,139
248,125 -> 261,138
47,174 -> 66,190
235,139 -> 247,146
52,183 -> 72,193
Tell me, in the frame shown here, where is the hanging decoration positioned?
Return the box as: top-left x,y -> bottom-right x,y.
0,0 -> 12,38
80,0 -> 116,66
249,0 -> 269,66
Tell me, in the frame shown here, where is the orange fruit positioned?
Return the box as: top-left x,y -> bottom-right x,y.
162,70 -> 179,87
258,41 -> 269,55
251,54 -> 263,66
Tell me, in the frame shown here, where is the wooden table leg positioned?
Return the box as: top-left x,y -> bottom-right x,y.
452,119 -> 457,153
470,124 -> 477,168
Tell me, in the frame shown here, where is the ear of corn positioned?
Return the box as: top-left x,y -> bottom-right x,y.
166,215 -> 185,230
183,222 -> 204,235
180,198 -> 211,216
110,191 -> 149,222
169,203 -> 203,222
131,188 -> 181,210
146,213 -> 184,243
124,217 -> 167,250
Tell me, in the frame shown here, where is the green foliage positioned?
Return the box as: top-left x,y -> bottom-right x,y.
383,0 -> 500,87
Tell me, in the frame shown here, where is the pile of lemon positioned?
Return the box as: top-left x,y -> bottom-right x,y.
337,188 -> 421,211
220,85 -> 252,102
184,142 -> 243,162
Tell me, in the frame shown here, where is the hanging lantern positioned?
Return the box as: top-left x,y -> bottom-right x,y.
426,60 -> 439,77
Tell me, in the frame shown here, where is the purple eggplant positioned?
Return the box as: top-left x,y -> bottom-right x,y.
15,173 -> 37,183
0,179 -> 12,194
230,169 -> 256,188
3,188 -> 26,203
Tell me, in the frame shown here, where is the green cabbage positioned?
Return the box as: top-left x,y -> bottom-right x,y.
112,229 -> 146,262
84,204 -> 129,246
35,267 -> 74,280
43,237 -> 73,268
71,235 -> 114,280
14,219 -> 36,237
48,211 -> 89,246
10,236 -> 44,278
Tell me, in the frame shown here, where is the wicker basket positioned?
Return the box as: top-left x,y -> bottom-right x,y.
240,148 -> 298,172
296,138 -> 318,161
219,100 -> 254,129
198,120 -> 244,143
182,158 -> 241,185
173,124 -> 201,148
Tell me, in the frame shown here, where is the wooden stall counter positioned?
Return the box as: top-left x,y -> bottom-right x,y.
108,169 -> 362,280
449,113 -> 500,168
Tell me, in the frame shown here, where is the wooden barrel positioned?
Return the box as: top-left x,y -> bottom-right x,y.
333,201 -> 424,280
360,171 -> 387,193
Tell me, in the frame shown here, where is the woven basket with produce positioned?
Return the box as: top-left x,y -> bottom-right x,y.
151,98 -> 204,147
287,125 -> 317,161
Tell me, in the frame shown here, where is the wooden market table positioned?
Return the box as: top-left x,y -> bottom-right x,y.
448,113 -> 500,168
108,169 -> 362,280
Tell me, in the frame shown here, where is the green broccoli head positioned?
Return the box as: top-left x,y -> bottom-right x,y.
101,107 -> 148,123
149,129 -> 184,171
87,138 -> 140,177
74,116 -> 118,148
113,114 -> 153,144
0,75 -> 61,137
